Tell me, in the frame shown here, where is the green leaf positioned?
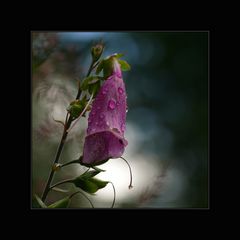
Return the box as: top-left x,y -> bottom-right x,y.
73,178 -> 99,194
81,76 -> 101,91
33,194 -> 47,208
48,197 -> 70,208
114,53 -> 124,58
103,58 -> 115,79
91,166 -> 106,172
74,178 -> 108,194
96,59 -> 105,75
67,99 -> 86,119
88,81 -> 101,97
72,170 -> 108,194
118,59 -> 131,71
80,170 -> 101,179
90,178 -> 109,189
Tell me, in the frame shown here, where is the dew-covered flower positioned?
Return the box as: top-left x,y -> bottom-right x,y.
81,58 -> 128,165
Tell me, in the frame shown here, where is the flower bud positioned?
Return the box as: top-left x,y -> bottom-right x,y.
91,43 -> 104,62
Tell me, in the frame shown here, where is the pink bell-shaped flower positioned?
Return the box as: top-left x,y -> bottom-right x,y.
82,58 -> 128,166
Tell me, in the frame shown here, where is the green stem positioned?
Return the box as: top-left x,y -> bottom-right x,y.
76,59 -> 94,100
86,60 -> 95,78
42,178 -> 73,200
109,182 -> 116,208
49,179 -> 74,190
61,159 -> 81,168
120,157 -> 133,189
41,58 -> 96,202
41,117 -> 72,201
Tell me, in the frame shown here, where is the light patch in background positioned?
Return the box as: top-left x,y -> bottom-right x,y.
73,123 -> 185,208
32,74 -> 87,142
92,153 -> 160,207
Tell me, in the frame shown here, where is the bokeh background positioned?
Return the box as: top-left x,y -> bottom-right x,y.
32,31 -> 208,208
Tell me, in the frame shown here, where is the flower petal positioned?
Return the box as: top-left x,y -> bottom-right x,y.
82,60 -> 128,165
87,72 -> 127,137
82,130 -> 128,165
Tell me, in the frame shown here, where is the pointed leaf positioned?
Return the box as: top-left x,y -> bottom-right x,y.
33,194 -> 47,208
90,178 -> 109,189
81,76 -> 101,91
74,178 -> 108,194
48,197 -> 70,208
88,81 -> 101,97
67,99 -> 86,119
73,178 -> 99,194
73,170 -> 108,194
80,170 -> 101,179
114,53 -> 124,58
118,59 -> 131,71
91,166 -> 106,172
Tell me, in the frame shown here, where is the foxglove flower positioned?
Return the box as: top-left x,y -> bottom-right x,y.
81,58 -> 128,166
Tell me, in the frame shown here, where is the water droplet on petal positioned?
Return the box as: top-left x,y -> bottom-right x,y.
108,99 -> 116,110
106,121 -> 110,127
116,101 -> 120,106
126,107 -> 129,113
118,87 -> 124,95
112,128 -> 120,134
